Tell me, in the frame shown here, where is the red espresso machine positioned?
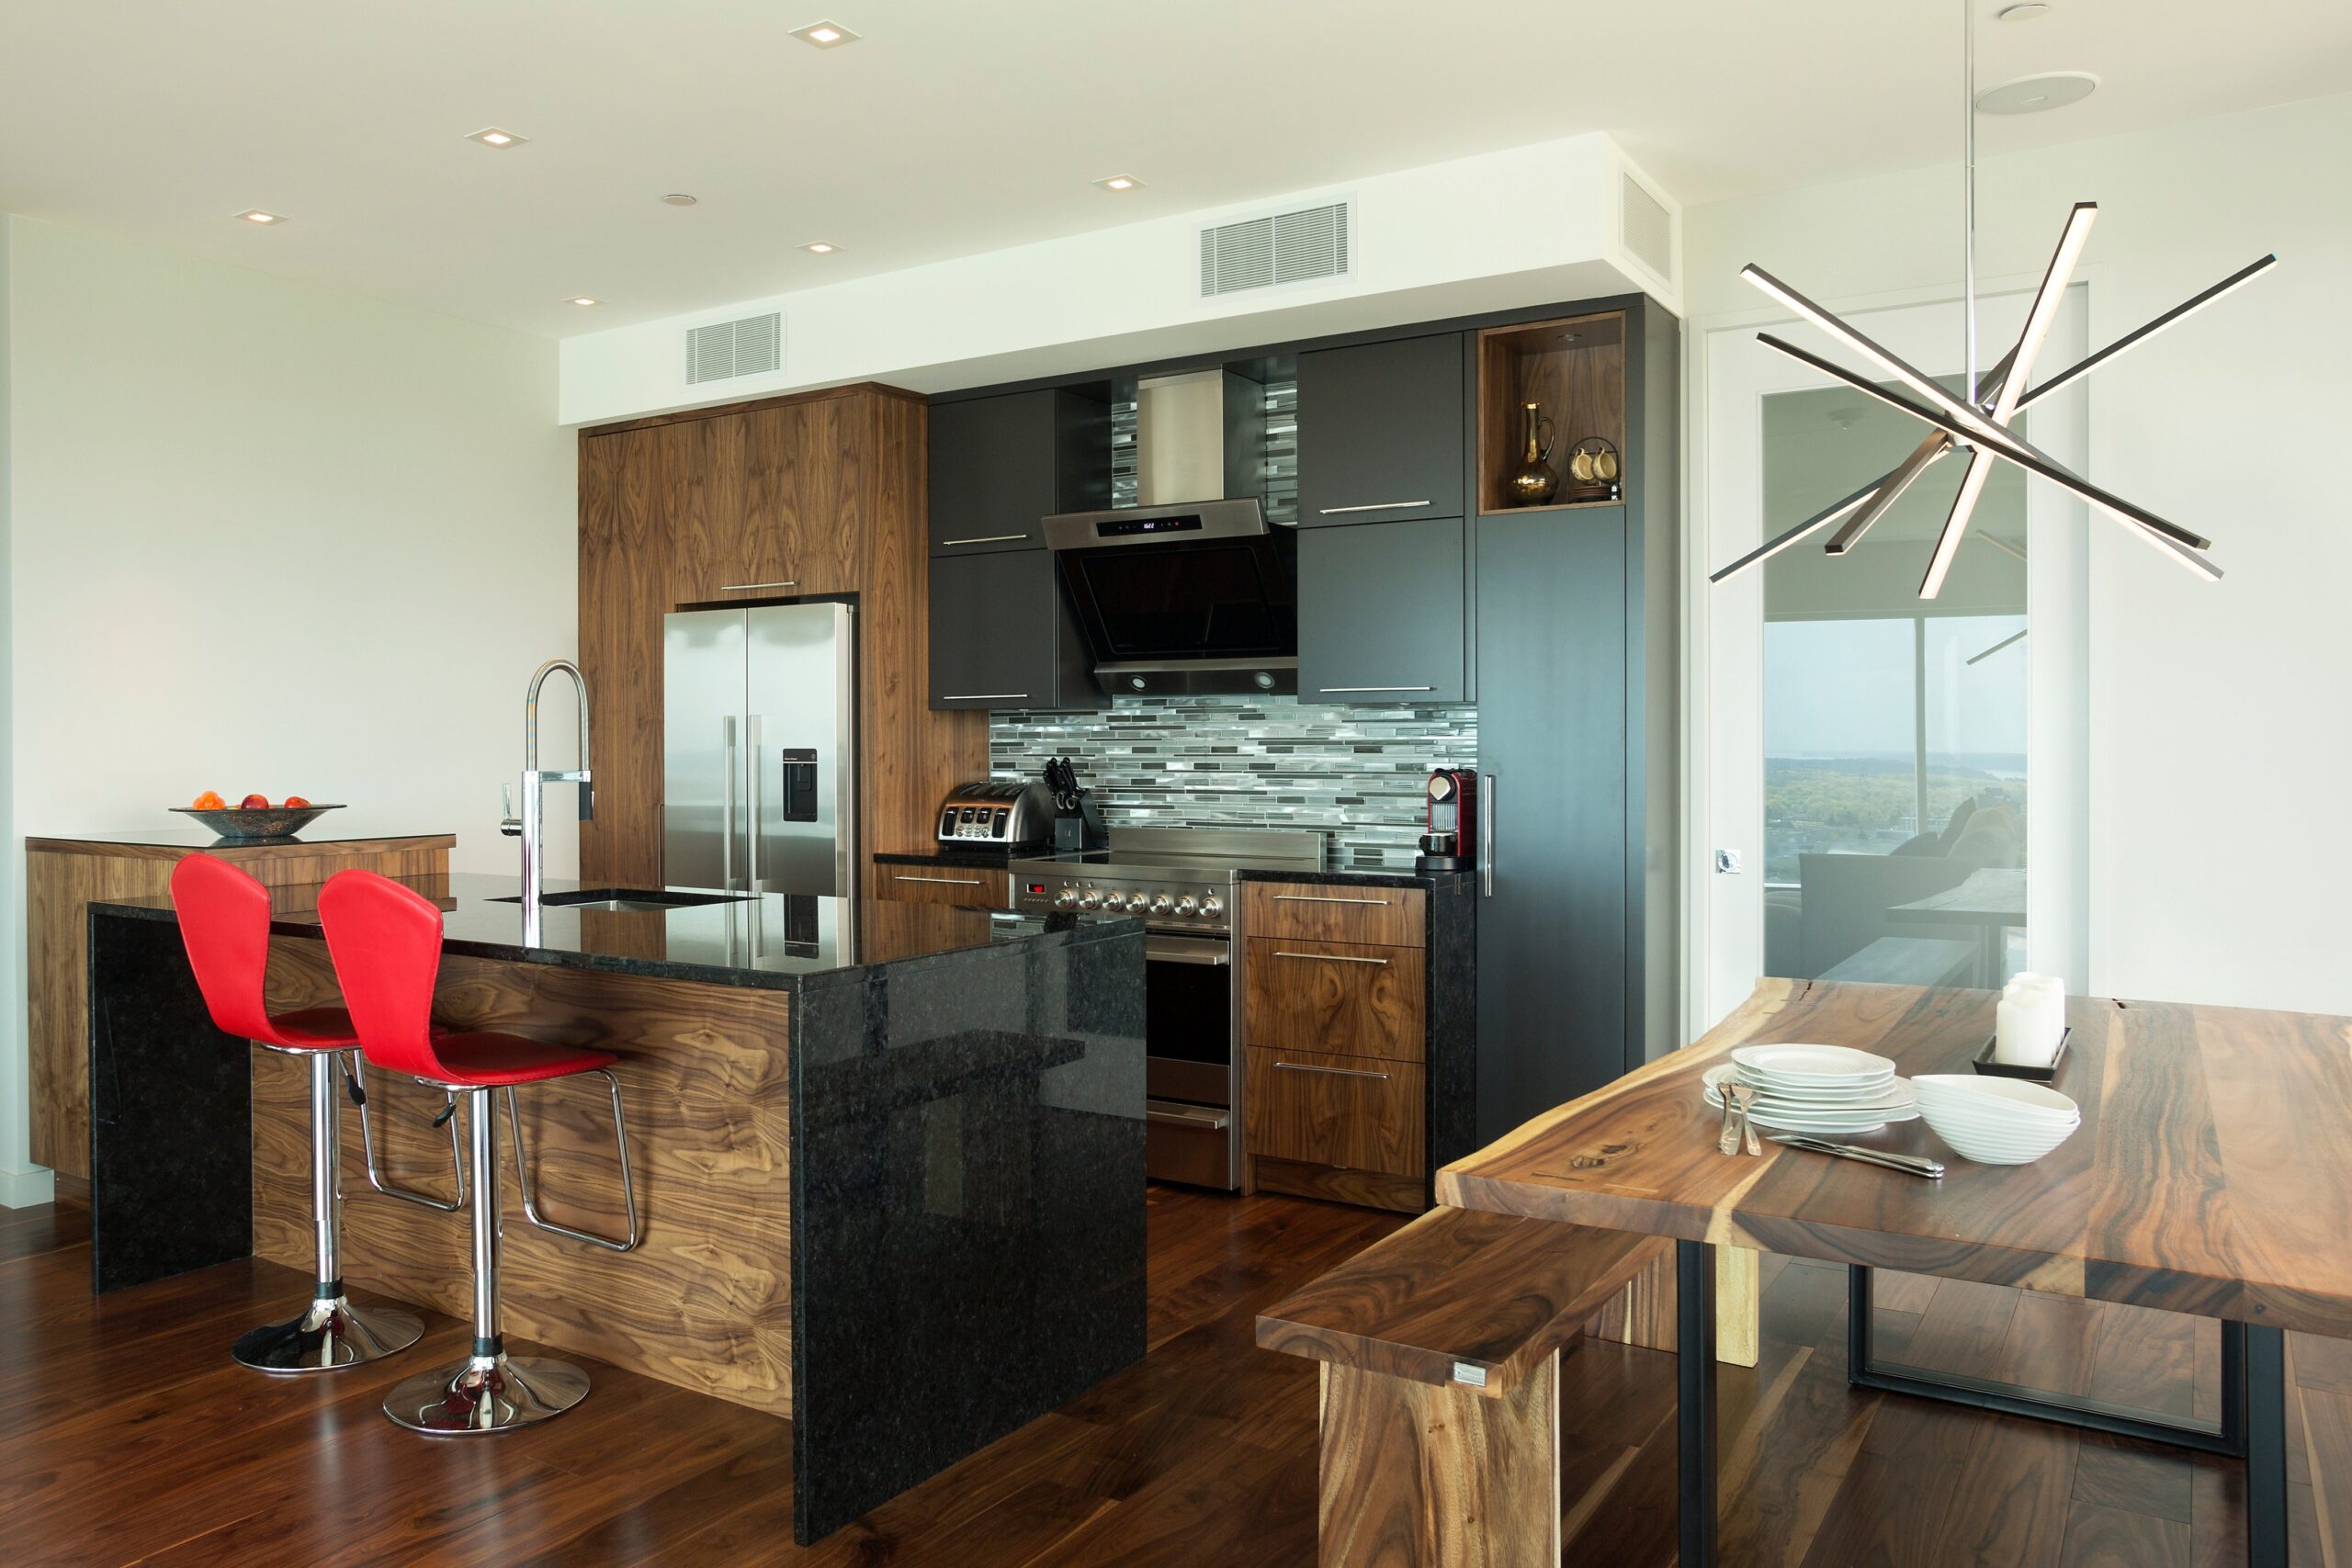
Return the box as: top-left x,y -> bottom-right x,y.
1417,768 -> 1478,873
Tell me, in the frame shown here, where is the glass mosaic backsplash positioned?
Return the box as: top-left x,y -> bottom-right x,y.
989,696 -> 1478,866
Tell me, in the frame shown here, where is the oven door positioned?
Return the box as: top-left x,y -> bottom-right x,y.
1142,932 -> 1240,1189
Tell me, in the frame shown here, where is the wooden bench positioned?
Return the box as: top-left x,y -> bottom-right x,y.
1257,1205 -> 1667,1567
1817,934 -> 1978,988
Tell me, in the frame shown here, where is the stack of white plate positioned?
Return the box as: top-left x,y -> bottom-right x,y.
1701,1043 -> 1917,1135
1911,1075 -> 2080,1164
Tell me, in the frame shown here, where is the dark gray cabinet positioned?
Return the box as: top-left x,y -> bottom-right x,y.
929,550 -> 1099,711
1473,508 -> 1629,1141
1296,333 -> 1465,526
1296,518 -> 1464,703
928,389 -> 1109,557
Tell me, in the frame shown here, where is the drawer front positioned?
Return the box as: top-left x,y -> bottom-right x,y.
1245,938 -> 1425,1063
1245,1046 -> 1425,1179
875,866 -> 1011,907
1241,882 -> 1425,947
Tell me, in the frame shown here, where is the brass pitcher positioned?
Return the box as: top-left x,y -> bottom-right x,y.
1507,401 -> 1558,506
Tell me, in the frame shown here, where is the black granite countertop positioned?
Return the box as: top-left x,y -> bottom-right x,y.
30,820 -> 455,851
1235,863 -> 1477,895
872,846 -> 1027,870
93,870 -> 1141,995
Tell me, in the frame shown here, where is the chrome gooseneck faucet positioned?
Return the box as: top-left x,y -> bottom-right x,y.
511,659 -> 593,945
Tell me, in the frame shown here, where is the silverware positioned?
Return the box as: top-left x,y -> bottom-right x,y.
1729,1083 -> 1759,1157
1766,1133 -> 1946,1179
1717,1086 -> 1743,1155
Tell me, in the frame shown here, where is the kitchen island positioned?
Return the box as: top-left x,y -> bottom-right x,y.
83,871 -> 1146,1542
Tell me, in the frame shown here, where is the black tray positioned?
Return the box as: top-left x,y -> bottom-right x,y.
1972,1027 -> 2071,1082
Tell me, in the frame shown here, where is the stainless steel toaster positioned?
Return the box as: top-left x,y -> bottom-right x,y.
934,779 -> 1056,848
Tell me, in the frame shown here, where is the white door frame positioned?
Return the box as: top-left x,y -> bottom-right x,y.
1679,272 -> 2096,1038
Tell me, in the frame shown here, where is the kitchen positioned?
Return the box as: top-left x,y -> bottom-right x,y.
4,4 -> 2349,1564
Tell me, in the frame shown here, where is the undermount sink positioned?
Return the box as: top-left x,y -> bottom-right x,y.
490,887 -> 753,914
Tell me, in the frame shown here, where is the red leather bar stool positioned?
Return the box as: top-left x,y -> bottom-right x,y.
316,868 -> 641,1434
170,853 -> 438,1372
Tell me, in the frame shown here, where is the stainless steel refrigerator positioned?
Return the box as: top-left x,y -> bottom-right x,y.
662,602 -> 856,899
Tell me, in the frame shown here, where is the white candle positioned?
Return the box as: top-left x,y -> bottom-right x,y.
1995,975 -> 2065,1066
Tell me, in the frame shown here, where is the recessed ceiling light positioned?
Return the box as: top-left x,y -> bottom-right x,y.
791,19 -> 860,47
234,209 -> 286,225
467,127 -> 528,148
1996,2 -> 2052,19
802,241 -> 838,254
1976,71 -> 2098,115
661,193 -> 699,206
1093,175 -> 1144,192
568,297 -> 601,307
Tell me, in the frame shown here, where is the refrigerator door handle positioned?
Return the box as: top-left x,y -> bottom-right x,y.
747,714 -> 763,893
721,716 -> 738,892
1481,773 -> 1497,899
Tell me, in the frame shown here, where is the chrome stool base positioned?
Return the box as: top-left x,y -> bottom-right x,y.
232,1293 -> 424,1373
383,1350 -> 590,1434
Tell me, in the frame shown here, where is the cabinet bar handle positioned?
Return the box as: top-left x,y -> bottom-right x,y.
1481,773 -> 1496,899
1274,950 -> 1389,965
1317,501 -> 1433,514
894,874 -> 984,886
1272,894 -> 1391,907
1273,1060 -> 1391,1081
941,533 -> 1031,547
720,580 -> 797,591
1319,685 -> 1435,694
939,693 -> 1032,702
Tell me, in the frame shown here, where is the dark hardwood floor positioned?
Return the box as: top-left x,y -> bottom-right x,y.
0,1186 -> 2341,1565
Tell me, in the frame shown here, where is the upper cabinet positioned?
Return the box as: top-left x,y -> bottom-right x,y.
1295,334 -> 1465,526
929,389 -> 1111,557
666,397 -> 865,604
1296,517 -> 1466,704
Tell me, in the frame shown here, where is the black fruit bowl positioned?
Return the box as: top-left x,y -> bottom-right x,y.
171,804 -> 345,840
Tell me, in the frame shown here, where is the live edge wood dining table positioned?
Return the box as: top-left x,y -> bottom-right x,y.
1436,976 -> 2352,1567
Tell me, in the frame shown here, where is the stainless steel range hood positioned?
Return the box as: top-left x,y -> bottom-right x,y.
1042,369 -> 1296,697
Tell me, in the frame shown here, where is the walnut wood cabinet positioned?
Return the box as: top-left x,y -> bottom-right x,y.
1239,877 -> 1472,1215
578,385 -> 986,905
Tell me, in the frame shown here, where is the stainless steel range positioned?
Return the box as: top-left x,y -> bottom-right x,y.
1012,825 -> 1324,1190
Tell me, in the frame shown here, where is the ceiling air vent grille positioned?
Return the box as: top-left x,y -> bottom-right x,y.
1199,200 -> 1352,298
686,311 -> 783,385
1620,174 -> 1675,286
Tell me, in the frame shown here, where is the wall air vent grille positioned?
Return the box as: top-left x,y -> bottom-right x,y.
1620,174 -> 1675,286
686,311 -> 783,385
1198,200 -> 1352,298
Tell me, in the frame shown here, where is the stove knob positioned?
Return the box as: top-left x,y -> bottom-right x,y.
1174,896 -> 1198,917
1079,890 -> 1104,910
1052,889 -> 1080,910
1126,894 -> 1151,913
1200,896 -> 1224,919
1150,895 -> 1174,915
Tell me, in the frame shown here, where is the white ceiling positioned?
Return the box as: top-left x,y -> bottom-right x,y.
4,0 -> 2347,339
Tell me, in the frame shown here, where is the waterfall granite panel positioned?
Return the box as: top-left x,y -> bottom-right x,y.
992,695 -> 1478,867
86,909 -> 253,1293
788,920 -> 1148,1542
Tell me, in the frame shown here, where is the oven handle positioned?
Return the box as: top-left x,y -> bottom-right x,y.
1146,936 -> 1232,967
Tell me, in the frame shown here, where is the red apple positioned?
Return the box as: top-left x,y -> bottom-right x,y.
283,795 -> 311,810
239,794 -> 269,810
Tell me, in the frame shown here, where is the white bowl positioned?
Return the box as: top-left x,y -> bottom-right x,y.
1917,1093 -> 2080,1164
1912,1075 -> 2080,1125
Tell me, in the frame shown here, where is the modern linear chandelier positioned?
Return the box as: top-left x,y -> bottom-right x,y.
1711,1 -> 2276,598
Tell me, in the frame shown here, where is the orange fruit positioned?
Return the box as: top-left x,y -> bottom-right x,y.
191,790 -> 226,810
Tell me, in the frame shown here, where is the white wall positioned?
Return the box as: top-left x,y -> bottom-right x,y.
0,216 -> 577,1197
560,134 -> 1680,425
1684,92 -> 2352,1014
0,216 -> 28,1206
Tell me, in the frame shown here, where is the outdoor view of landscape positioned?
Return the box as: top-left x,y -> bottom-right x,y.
1763,615 -> 2029,883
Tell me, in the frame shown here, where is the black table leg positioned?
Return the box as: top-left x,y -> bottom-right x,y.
1679,1238 -> 1718,1568
2246,1324 -> 2288,1567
